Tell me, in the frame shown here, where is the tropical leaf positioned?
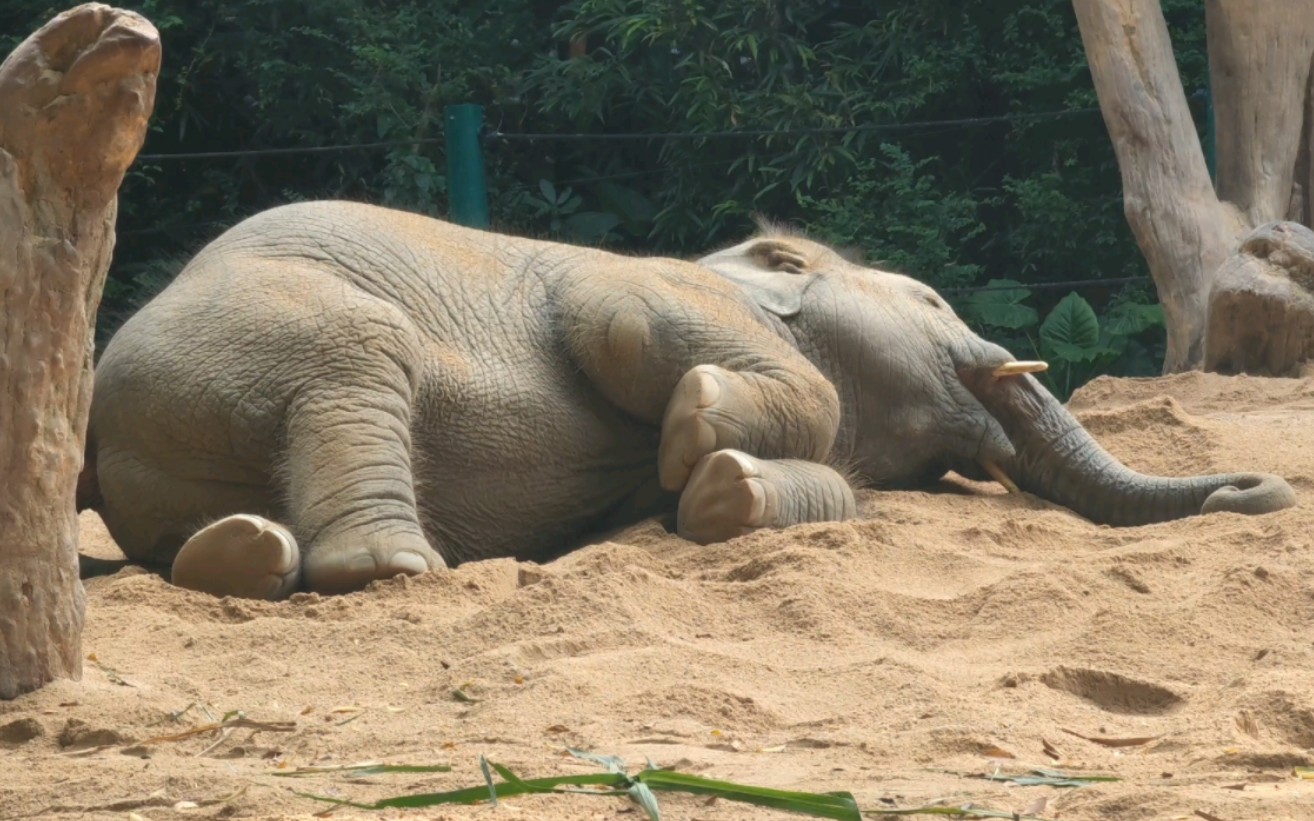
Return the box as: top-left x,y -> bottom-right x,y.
961,279 -> 1039,330
1040,292 -> 1101,358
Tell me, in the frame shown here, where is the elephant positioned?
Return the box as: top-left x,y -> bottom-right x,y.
79,200 -> 1297,600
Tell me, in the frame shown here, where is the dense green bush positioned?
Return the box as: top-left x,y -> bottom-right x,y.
0,0 -> 1211,390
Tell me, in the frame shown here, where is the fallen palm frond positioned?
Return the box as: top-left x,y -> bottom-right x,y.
290,749 -> 1081,820
294,749 -> 863,820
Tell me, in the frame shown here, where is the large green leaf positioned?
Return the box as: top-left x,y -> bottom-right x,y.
960,279 -> 1039,330
1040,292 -> 1101,360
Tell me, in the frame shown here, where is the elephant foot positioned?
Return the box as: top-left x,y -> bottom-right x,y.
301,533 -> 444,595
172,514 -> 301,600
659,365 -> 726,491
676,449 -> 857,545
678,449 -> 775,544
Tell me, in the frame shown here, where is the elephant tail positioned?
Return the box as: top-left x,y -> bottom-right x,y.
77,425 -> 101,512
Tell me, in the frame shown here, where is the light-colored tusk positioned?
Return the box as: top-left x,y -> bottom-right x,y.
981,460 -> 1019,493
992,360 -> 1049,377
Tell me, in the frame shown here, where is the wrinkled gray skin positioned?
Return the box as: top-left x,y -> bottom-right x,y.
82,200 -> 1296,599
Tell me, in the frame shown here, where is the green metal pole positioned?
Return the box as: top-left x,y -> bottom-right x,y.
445,103 -> 490,229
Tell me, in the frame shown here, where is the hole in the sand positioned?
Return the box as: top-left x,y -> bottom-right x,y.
1039,666 -> 1185,715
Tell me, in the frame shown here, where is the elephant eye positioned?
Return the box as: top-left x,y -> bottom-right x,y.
923,294 -> 945,310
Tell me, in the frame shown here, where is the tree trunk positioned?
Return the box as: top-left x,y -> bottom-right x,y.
1206,2 -> 1314,228
1071,0 -> 1314,375
0,4 -> 159,700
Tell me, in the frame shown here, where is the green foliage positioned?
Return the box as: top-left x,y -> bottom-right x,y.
0,0 -> 1201,390
960,283 -> 1166,399
959,280 -> 1040,331
1041,292 -> 1105,364
801,148 -> 985,290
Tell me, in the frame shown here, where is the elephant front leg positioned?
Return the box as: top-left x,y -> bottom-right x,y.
677,449 -> 857,545
659,364 -> 838,491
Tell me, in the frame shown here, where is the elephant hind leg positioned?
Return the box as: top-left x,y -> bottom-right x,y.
278,322 -> 448,594
171,514 -> 301,600
283,386 -> 445,594
171,368 -> 447,598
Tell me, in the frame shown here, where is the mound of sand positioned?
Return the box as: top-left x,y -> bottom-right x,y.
3,372 -> 1313,820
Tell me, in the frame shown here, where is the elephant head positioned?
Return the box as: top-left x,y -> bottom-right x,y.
698,226 -> 1295,526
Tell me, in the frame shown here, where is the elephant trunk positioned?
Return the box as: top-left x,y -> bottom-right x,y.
958,368 -> 1296,526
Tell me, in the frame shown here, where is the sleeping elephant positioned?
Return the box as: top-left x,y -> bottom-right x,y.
80,200 -> 1296,599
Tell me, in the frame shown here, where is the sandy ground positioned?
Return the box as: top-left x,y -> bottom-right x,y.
3,372 -> 1314,821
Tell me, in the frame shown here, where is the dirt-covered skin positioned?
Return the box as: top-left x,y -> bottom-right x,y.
82,201 -> 1294,598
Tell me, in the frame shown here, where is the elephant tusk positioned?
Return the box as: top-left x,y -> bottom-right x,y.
993,360 -> 1049,377
981,460 -> 1020,493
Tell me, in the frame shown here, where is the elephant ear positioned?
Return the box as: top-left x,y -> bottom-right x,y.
698,238 -> 818,318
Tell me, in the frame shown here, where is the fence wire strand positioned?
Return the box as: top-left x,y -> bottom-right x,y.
133,105 -> 1115,161
124,102 -> 1167,296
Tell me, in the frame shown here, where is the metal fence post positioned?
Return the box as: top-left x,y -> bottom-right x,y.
445,103 -> 490,228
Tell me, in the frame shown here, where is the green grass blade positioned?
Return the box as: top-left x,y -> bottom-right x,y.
635,770 -> 862,821
490,761 -> 556,794
297,772 -> 629,810
271,763 -> 452,778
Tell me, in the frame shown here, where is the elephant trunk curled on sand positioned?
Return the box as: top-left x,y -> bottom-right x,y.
78,201 -> 1296,599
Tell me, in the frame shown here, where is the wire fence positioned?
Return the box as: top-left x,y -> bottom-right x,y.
136,137 -> 444,161
486,107 -> 1106,143
127,100 -> 1176,296
136,105 -> 1112,162
942,276 -> 1150,295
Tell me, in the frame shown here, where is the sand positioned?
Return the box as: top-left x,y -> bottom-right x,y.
3,371 -> 1314,821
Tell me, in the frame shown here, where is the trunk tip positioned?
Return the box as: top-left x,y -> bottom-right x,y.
1201,474 -> 1296,517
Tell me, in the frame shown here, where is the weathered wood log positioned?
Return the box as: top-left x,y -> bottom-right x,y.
1071,0 -> 1314,374
1205,221 -> 1314,377
0,4 -> 159,700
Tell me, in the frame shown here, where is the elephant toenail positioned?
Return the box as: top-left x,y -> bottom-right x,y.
389,550 -> 429,575
348,554 -> 378,572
